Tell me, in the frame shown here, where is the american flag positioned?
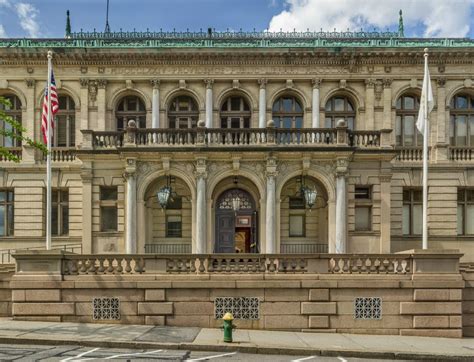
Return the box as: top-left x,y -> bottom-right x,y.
41,71 -> 59,144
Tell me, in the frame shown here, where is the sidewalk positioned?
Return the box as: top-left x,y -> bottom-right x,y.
0,318 -> 473,360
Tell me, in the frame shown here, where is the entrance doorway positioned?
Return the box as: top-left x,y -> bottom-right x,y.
215,188 -> 258,253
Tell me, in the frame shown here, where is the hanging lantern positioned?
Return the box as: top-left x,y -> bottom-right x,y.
302,186 -> 318,210
157,186 -> 171,209
232,194 -> 241,212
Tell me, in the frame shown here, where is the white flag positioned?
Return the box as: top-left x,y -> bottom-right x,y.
416,61 -> 434,135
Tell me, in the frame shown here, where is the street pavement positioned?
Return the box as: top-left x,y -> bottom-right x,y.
0,318 -> 473,360
0,344 -> 411,361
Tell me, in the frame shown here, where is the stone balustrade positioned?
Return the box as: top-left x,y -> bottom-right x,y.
43,147 -> 77,162
450,146 -> 473,161
82,127 -> 387,150
395,146 -> 425,161
0,147 -> 21,161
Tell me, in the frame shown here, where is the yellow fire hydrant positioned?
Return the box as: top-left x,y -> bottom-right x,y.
222,312 -> 236,343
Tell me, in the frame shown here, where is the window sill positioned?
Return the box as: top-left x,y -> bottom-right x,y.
349,231 -> 380,236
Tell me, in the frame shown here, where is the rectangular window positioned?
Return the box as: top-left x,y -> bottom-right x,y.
100,186 -> 118,232
354,186 -> 372,231
166,215 -> 182,237
0,189 -> 14,236
355,186 -> 371,200
289,214 -> 305,237
458,189 -> 474,235
402,189 -> 422,235
51,189 -> 69,236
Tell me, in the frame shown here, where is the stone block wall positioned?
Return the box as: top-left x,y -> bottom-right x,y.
462,267 -> 474,336
10,274 -> 463,338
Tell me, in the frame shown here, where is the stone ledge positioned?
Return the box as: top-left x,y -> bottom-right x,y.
400,302 -> 461,315
137,302 -> 173,315
13,302 -> 74,316
301,302 -> 337,315
400,328 -> 462,338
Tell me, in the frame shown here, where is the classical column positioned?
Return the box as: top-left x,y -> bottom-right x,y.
97,79 -> 107,131
151,79 -> 160,128
265,158 -> 278,253
379,173 -> 392,253
23,78 -> 36,163
204,79 -> 213,128
382,78 -> 392,130
435,77 -> 448,161
81,163 -> 93,253
124,158 -> 137,254
258,79 -> 267,128
195,158 -> 207,254
78,79 -> 89,145
335,159 -> 348,254
312,79 -> 321,128
365,78 -> 375,130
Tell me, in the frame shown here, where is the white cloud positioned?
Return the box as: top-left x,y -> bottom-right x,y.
15,2 -> 40,38
0,24 -> 6,37
268,0 -> 474,37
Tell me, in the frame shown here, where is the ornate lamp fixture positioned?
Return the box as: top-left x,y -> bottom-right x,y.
299,176 -> 327,211
231,176 -> 241,212
157,175 -> 173,210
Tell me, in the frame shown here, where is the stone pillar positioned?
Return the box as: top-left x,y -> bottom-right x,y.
265,158 -> 278,254
258,79 -> 267,128
81,164 -> 93,253
379,174 -> 392,253
78,79 -> 89,145
23,78 -> 36,164
97,79 -> 107,131
312,79 -> 321,128
335,158 -> 349,254
124,158 -> 137,254
365,78 -> 375,130
435,77 -> 448,161
204,79 -> 213,128
151,79 -> 160,128
382,78 -> 393,130
195,158 -> 207,254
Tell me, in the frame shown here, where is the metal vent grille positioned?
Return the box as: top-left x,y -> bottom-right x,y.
93,297 -> 120,320
214,297 -> 259,320
354,297 -> 382,319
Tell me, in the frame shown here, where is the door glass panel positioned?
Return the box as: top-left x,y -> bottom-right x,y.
402,205 -> 410,235
457,116 -> 467,146
404,116 -> 414,146
413,204 -> 422,235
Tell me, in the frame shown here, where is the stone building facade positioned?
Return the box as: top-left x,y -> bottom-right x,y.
0,31 -> 473,259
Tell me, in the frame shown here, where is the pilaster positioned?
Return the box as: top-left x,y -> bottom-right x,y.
312,78 -> 321,128
379,173 -> 392,253
435,77 -> 448,162
335,158 -> 349,254
79,78 -> 89,144
365,78 -> 376,130
195,157 -> 207,254
124,158 -> 137,254
81,163 -> 93,254
97,79 -> 107,131
22,78 -> 37,164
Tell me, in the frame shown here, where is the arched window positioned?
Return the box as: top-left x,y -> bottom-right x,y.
325,96 -> 355,130
54,95 -> 75,147
220,96 -> 251,128
168,95 -> 199,129
272,96 -> 303,128
450,93 -> 474,146
0,94 -> 22,147
116,96 -> 146,131
395,94 -> 421,146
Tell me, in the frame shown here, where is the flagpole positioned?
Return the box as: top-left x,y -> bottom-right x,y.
422,48 -> 429,250
46,50 -> 53,251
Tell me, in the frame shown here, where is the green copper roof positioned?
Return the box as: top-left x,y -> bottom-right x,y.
1,29 -> 473,49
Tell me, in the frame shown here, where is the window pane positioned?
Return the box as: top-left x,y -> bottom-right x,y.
283,117 -> 292,129
450,116 -> 455,145
395,116 -> 402,145
273,117 -> 281,128
7,204 -> 13,235
283,98 -> 292,112
404,96 -> 415,110
413,190 -> 423,202
289,197 -> 305,209
355,187 -> 370,199
458,189 -> 465,202
396,97 -> 402,109
62,206 -> 69,235
127,98 -> 137,111
413,204 -> 422,235
467,190 -> 474,202
347,101 -> 354,111
457,116 -> 467,146
231,118 -> 240,129
456,96 -> 468,109
52,206 -> 58,236
0,191 -> 6,202
230,97 -> 240,111
334,98 -> 344,111
403,190 -> 411,202
101,207 -> 118,231
289,214 -> 304,237
167,196 -> 182,210
404,116 -> 414,146
457,204 -> 464,235
166,215 -> 182,237
272,100 -> 280,112
467,205 -> 474,235
346,117 -> 354,131
295,101 -> 302,112
355,206 -> 371,231
325,118 -> 333,128
100,187 -> 118,201
295,117 -> 303,129
325,100 -> 332,112
0,205 -> 4,235
470,116 -> 474,146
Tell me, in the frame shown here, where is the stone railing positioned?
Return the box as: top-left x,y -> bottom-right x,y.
450,146 -> 473,161
63,255 -> 145,275
43,147 -> 77,162
144,243 -> 192,254
0,147 -> 21,161
82,126 -> 390,150
280,243 -> 329,254
328,255 -> 411,274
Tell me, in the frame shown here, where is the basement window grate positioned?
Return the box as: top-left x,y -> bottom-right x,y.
214,297 -> 260,320
93,297 -> 120,320
354,297 -> 382,320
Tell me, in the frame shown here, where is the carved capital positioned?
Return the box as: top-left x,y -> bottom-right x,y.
88,80 -> 98,102
97,79 -> 107,89
79,78 -> 89,89
24,78 -> 35,88
204,78 -> 214,89
437,77 -> 446,88
365,78 -> 376,89
150,79 -> 160,89
266,157 -> 278,178
195,157 -> 207,179
379,174 -> 392,183
335,158 -> 349,176
312,78 -> 321,89
382,78 -> 393,88
339,79 -> 347,89
258,78 -> 267,89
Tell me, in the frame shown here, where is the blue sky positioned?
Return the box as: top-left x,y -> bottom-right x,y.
0,0 -> 473,39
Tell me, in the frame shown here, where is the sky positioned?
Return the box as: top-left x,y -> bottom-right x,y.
0,0 -> 473,39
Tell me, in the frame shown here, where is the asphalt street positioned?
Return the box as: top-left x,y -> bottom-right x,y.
0,344 -> 413,361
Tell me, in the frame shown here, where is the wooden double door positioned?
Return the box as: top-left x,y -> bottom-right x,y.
214,189 -> 258,253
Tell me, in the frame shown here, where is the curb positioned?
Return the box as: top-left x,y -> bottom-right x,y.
0,336 -> 472,360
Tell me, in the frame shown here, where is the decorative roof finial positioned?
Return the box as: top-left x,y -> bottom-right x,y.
398,9 -> 405,38
105,0 -> 111,33
65,10 -> 71,38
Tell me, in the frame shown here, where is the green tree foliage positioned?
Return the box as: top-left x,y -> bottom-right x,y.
0,96 -> 47,162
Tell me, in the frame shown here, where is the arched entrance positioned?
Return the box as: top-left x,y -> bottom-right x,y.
215,188 -> 258,253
